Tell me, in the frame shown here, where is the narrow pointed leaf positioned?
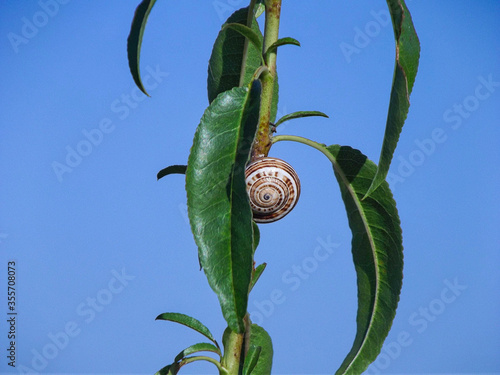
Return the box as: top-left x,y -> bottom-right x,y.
252,222 -> 260,251
242,345 -> 262,375
223,23 -> 264,62
157,165 -> 187,180
250,263 -> 266,292
174,342 -> 221,363
265,37 -> 300,60
270,73 -> 279,123
254,2 -> 265,18
155,363 -> 179,375
323,145 -> 403,375
127,0 -> 158,96
155,312 -> 217,345
207,7 -> 263,104
186,82 -> 261,333
273,136 -> 403,374
274,110 -> 329,128
267,37 -> 300,51
365,0 -> 420,197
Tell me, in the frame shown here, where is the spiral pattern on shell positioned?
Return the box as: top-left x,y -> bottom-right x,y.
245,157 -> 301,223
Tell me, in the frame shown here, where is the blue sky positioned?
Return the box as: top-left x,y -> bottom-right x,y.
1,1 -> 499,374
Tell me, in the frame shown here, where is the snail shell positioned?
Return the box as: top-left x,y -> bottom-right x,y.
245,157 -> 301,223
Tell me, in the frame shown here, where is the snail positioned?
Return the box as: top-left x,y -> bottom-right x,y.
245,157 -> 301,223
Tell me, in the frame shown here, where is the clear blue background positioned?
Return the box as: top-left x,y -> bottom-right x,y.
1,1 -> 499,374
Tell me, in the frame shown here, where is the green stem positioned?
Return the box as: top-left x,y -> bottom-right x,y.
178,355 -> 227,374
272,134 -> 337,164
251,0 -> 282,161
222,330 -> 245,375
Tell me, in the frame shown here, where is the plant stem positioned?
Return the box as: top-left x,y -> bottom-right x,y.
272,134 -> 337,164
251,0 -> 282,161
223,2 -> 283,373
180,356 -> 227,373
222,330 -> 245,375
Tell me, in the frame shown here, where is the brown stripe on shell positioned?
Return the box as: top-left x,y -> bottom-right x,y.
244,157 -> 301,223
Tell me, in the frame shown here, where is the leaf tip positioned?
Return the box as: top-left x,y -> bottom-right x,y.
126,0 -> 156,97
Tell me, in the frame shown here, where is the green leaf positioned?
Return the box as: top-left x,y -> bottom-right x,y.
247,324 -> 273,374
252,221 -> 260,252
157,165 -> 187,180
272,135 -> 403,375
156,356 -> 224,375
254,2 -> 265,18
155,363 -> 179,375
207,7 -> 280,122
274,110 -> 329,128
365,0 -> 420,197
242,345 -> 262,375
207,7 -> 263,104
250,263 -> 267,292
265,37 -> 300,60
186,82 -> 261,333
270,73 -> 279,123
174,342 -> 221,363
223,23 -> 264,64
127,0 -> 158,96
155,312 -> 218,345
326,145 -> 403,375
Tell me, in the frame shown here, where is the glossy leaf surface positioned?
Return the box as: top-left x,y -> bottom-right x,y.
223,23 -> 264,61
366,0 -> 420,196
127,0 -> 157,96
186,83 -> 261,333
207,7 -> 263,104
155,312 -> 217,345
325,145 -> 403,375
